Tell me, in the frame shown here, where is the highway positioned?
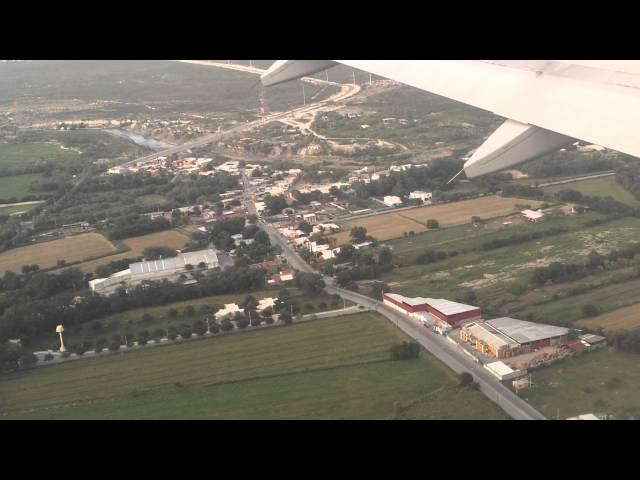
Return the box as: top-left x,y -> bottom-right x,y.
251,187 -> 546,420
119,66 -> 360,169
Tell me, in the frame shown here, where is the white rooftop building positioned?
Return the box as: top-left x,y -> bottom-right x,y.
215,303 -> 243,320
383,195 -> 403,207
522,209 -> 545,222
409,191 -> 433,203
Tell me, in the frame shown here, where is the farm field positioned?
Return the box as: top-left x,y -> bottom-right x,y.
0,141 -> 79,170
71,229 -> 190,274
542,176 -> 640,207
0,233 -> 116,274
514,276 -> 640,327
380,216 -> 640,311
332,196 -> 545,243
0,173 -> 48,201
0,312 -> 507,419
576,303 -> 640,333
0,202 -> 42,216
524,349 -> 640,419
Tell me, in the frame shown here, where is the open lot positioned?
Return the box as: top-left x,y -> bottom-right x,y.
381,216 -> 640,316
72,229 -> 190,274
0,312 -> 506,419
332,196 -> 545,243
542,176 -> 640,207
0,173 -> 49,201
524,349 -> 640,419
0,141 -> 79,170
0,233 -> 116,273
0,202 -> 42,216
576,302 -> 640,333
514,277 -> 640,327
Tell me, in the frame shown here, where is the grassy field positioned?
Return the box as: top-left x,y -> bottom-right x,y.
0,202 -> 42,216
71,229 -> 190,273
332,196 -> 545,243
576,303 -> 640,333
0,141 -> 79,170
380,216 -> 640,312
542,176 -> 640,207
514,276 -> 640,327
0,312 -> 507,419
0,233 -> 116,273
0,173 -> 47,200
524,349 -> 640,419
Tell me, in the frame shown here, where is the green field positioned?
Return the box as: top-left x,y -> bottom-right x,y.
0,312 -> 507,419
513,276 -> 640,326
382,216 -> 640,304
524,349 -> 640,419
0,173 -> 48,200
0,202 -> 42,216
0,141 -> 79,170
542,176 -> 640,207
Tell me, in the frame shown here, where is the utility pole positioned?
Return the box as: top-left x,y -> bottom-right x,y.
302,83 -> 306,106
369,72 -> 372,85
352,70 -> 356,86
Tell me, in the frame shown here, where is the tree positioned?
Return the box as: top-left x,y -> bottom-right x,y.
108,342 -> 120,352
193,320 -> 207,336
18,352 -> 37,368
298,221 -> 313,235
582,304 -> 599,317
279,311 -> 293,325
137,331 -> 149,346
152,328 -> 165,340
426,219 -> 439,229
180,327 -> 193,339
350,226 -> 368,244
471,216 -> 481,224
220,320 -> 234,332
461,290 -> 477,304
236,318 -> 249,329
458,372 -> 473,387
241,295 -> 259,311
143,246 -> 178,260
167,325 -> 178,340
168,309 -> 178,319
389,342 -> 420,360
294,272 -> 325,296
183,305 -> 196,317
142,313 -> 153,323
185,264 -> 195,271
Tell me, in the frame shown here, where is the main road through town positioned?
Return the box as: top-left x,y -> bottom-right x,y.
247,183 -> 546,420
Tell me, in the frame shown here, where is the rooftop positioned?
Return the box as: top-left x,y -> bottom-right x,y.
486,317 -> 569,344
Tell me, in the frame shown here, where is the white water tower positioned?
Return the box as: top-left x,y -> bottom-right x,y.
56,325 -> 66,352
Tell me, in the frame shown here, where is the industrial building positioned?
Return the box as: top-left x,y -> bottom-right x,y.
383,195 -> 403,207
383,293 -> 481,327
89,249 -> 223,296
522,209 -> 545,222
460,317 -> 569,359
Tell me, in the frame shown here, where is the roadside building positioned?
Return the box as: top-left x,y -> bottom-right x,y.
383,195 -> 403,207
409,191 -> 433,203
460,317 -> 569,359
383,293 -> 481,326
484,361 -> 527,381
62,221 -> 91,235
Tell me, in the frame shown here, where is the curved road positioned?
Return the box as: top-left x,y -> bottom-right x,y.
256,208 -> 545,420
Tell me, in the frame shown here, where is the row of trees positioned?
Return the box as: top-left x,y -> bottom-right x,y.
0,266 -> 267,347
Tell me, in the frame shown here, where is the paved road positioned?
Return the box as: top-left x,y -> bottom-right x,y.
118,62 -> 360,169
253,196 -> 546,419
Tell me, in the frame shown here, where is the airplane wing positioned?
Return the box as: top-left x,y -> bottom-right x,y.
261,60 -> 640,178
